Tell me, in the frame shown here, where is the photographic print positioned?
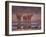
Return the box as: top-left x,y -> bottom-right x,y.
5,1 -> 45,36
12,6 -> 41,31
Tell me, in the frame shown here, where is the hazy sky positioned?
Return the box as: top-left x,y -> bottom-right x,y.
12,6 -> 41,15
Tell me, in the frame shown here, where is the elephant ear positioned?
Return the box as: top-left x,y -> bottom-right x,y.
16,13 -> 22,20
27,15 -> 33,20
23,16 -> 27,20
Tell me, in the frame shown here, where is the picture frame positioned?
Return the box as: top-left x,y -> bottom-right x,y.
5,1 -> 45,36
